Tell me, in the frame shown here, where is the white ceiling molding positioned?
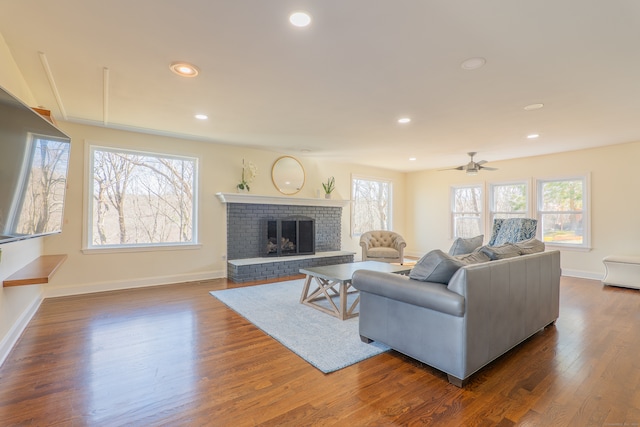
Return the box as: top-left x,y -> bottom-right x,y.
103,67 -> 109,126
38,51 -> 67,120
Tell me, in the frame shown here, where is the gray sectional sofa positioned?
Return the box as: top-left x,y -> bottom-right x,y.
352,249 -> 561,386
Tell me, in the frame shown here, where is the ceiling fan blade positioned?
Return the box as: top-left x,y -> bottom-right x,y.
439,152 -> 495,172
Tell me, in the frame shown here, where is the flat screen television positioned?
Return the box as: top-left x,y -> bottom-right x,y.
0,85 -> 71,245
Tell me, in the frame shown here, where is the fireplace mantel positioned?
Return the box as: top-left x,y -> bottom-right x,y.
215,192 -> 350,207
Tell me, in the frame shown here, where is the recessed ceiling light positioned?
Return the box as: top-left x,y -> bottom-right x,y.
527,133 -> 540,139
170,62 -> 199,77
409,157 -> 417,161
289,11 -> 311,27
398,117 -> 411,124
461,57 -> 486,70
524,103 -> 544,111
195,114 -> 208,120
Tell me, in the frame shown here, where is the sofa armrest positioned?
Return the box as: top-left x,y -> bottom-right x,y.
359,241 -> 370,259
352,270 -> 465,317
359,234 -> 372,250
391,234 -> 407,251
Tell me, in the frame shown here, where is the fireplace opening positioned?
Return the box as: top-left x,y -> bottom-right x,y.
264,216 -> 315,257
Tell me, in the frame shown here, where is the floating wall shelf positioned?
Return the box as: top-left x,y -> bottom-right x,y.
3,254 -> 67,287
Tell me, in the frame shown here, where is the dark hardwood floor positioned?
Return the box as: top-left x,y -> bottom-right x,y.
0,275 -> 639,426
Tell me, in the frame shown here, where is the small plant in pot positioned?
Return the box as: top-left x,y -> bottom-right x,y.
322,176 -> 335,199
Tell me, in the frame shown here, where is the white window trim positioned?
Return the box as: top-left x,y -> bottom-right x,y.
83,142 -> 199,251
350,173 -> 393,237
450,183 -> 485,239
535,173 -> 591,251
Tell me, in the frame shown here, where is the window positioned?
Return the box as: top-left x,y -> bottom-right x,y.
489,181 -> 529,225
87,145 -> 197,249
351,176 -> 392,236
451,185 -> 483,238
12,134 -> 70,236
536,176 -> 589,248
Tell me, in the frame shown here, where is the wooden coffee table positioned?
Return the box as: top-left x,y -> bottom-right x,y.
299,261 -> 412,320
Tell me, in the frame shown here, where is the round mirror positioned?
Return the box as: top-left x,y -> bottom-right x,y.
272,156 -> 305,195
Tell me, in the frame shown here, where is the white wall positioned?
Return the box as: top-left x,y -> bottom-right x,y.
406,142 -> 640,279
41,122 -> 407,296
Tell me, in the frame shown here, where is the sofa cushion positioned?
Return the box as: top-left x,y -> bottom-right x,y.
367,247 -> 400,258
480,243 -> 522,260
514,238 -> 545,254
455,250 -> 491,264
410,250 -> 464,284
448,234 -> 484,256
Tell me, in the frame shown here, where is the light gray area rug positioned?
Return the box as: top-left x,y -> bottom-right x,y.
210,279 -> 389,373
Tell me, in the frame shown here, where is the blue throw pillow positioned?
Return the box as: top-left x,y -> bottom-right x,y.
448,234 -> 484,256
410,250 -> 464,284
488,219 -> 504,246
490,218 -> 538,246
493,218 -> 538,246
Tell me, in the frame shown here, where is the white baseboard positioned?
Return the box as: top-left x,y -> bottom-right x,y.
44,269 -> 227,298
404,250 -> 426,259
560,269 -> 604,281
0,292 -> 43,368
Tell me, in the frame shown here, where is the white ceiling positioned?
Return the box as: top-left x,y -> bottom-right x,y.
1,1 -> 640,171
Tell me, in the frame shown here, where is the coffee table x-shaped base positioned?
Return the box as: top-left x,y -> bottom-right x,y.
299,275 -> 359,320
299,261 -> 413,321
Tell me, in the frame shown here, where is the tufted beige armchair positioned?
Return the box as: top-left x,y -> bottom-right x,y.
359,230 -> 406,264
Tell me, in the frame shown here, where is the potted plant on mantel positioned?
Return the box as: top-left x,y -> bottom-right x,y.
322,176 -> 335,199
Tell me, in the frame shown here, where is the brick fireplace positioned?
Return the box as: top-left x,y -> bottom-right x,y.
217,193 -> 354,282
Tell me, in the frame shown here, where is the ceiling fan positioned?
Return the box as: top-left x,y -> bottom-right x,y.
441,152 -> 498,175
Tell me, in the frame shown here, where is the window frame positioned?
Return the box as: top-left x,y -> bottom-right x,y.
488,180 -> 531,226
535,174 -> 590,250
350,174 -> 393,237
450,184 -> 484,239
83,143 -> 199,253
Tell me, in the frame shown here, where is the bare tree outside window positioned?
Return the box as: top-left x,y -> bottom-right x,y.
15,136 -> 70,235
89,146 -> 197,248
451,185 -> 483,238
490,182 -> 528,224
351,177 -> 391,236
